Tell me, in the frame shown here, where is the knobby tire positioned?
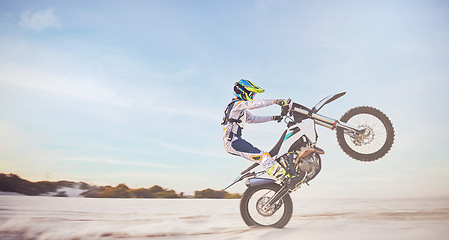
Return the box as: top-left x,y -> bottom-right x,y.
240,183 -> 293,228
336,106 -> 394,162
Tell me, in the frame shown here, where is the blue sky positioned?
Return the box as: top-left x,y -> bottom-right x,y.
1,0 -> 448,198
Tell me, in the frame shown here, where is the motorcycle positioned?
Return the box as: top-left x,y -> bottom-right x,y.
223,92 -> 395,228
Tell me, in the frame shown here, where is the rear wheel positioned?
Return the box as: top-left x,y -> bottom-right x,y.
336,106 -> 394,162
240,183 -> 292,228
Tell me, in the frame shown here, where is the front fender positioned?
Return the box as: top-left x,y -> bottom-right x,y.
245,178 -> 276,188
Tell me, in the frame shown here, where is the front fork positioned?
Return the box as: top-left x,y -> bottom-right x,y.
264,185 -> 290,210
264,153 -> 294,209
292,108 -> 364,134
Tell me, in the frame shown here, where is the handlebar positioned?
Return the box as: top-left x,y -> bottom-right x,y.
277,98 -> 291,122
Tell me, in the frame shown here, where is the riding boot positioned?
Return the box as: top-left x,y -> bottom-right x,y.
286,171 -> 306,190
263,155 -> 306,190
266,161 -> 289,181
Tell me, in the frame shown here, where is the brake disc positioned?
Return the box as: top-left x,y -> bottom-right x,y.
352,125 -> 375,146
256,197 -> 283,217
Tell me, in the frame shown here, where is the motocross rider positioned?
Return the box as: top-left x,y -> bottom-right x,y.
222,79 -> 306,190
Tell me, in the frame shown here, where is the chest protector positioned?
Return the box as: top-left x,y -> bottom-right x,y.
221,100 -> 246,141
221,99 -> 241,125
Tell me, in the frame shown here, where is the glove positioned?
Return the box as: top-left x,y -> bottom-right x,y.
272,115 -> 283,122
275,99 -> 288,106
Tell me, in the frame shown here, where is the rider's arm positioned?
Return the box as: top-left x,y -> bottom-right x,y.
235,99 -> 277,124
245,111 -> 272,123
228,99 -> 279,124
233,99 -> 276,111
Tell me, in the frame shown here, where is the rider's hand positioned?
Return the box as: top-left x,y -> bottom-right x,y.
275,99 -> 288,106
272,115 -> 283,122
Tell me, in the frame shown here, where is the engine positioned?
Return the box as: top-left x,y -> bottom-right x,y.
276,146 -> 324,183
295,147 -> 323,182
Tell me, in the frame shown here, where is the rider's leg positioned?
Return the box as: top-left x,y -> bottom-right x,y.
260,152 -> 306,190
226,138 -> 305,189
260,153 -> 287,179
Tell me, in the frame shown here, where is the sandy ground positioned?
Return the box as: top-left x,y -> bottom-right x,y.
0,194 -> 448,240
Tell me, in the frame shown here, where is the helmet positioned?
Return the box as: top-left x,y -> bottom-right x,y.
234,79 -> 265,101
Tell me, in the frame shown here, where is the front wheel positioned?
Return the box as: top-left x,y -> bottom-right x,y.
336,106 -> 394,162
240,183 -> 292,228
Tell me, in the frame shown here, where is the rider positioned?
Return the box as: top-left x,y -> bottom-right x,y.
222,79 -> 306,190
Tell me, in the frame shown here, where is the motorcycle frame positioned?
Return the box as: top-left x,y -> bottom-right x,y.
277,118 -> 317,158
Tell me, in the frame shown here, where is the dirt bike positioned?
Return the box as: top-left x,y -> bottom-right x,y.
223,92 -> 395,228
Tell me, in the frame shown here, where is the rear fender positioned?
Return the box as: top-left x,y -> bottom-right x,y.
245,178 -> 276,188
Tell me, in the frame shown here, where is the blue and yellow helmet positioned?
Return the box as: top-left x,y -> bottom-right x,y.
234,79 -> 265,101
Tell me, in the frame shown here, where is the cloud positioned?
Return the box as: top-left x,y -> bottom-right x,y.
0,121 -> 38,156
62,156 -> 181,169
19,8 -> 62,31
0,64 -> 129,106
